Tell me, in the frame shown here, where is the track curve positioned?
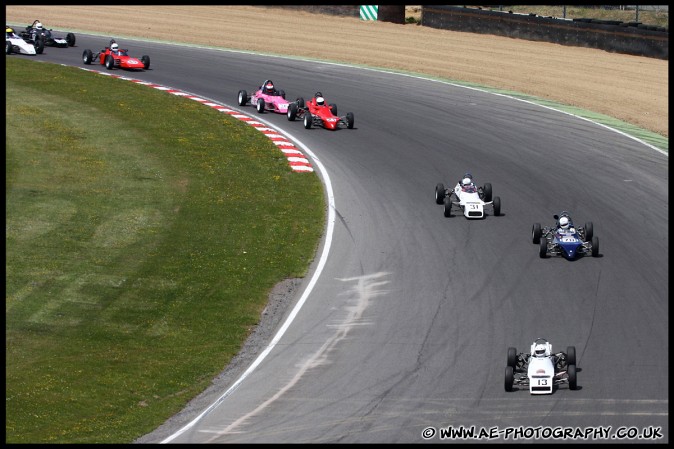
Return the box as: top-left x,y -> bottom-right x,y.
29,33 -> 668,443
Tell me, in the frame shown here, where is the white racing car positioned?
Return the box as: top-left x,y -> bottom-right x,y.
6,26 -> 42,55
434,173 -> 501,218
504,338 -> 578,394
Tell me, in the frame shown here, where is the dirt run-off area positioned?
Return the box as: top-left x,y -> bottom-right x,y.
5,5 -> 668,139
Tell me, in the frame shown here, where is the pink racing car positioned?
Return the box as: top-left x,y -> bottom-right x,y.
237,79 -> 304,114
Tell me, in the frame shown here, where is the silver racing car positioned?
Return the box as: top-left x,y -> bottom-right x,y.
505,337 -> 578,394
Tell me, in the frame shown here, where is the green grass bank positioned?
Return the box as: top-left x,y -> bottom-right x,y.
5,58 -> 325,443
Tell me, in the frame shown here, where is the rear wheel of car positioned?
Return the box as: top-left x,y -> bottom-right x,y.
507,347 -> 517,369
6,40 -> 12,55
493,196 -> 501,216
105,54 -> 115,70
287,103 -> 298,121
82,49 -> 92,64
278,89 -> 286,99
443,196 -> 452,217
567,364 -> 577,390
256,98 -> 265,113
532,223 -> 542,244
346,112 -> 354,129
482,183 -> 492,202
303,112 -> 312,129
141,55 -> 150,69
591,236 -> 599,257
329,103 -> 338,115
584,221 -> 593,241
34,38 -> 44,54
237,90 -> 248,106
435,183 -> 445,204
566,346 -> 576,366
296,97 -> 305,108
66,32 -> 76,47
539,238 -> 548,258
504,366 -> 514,392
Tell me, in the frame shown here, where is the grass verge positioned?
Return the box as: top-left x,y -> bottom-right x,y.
5,57 -> 325,443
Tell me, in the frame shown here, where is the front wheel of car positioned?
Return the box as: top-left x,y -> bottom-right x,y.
256,98 -> 265,113
296,97 -> 305,108
141,55 -> 150,69
443,196 -> 452,217
584,221 -> 593,242
6,40 -> 12,55
539,238 -> 548,258
287,103 -> 298,121
505,366 -> 514,392
346,112 -> 354,129
591,236 -> 599,257
566,346 -> 576,366
435,183 -> 445,204
532,223 -> 542,244
482,182 -> 492,202
507,347 -> 517,369
82,49 -> 92,64
567,364 -> 577,390
303,112 -> 313,129
66,32 -> 76,47
34,38 -> 44,54
493,196 -> 501,216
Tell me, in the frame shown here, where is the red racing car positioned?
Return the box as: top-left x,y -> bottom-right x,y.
288,92 -> 354,130
82,39 -> 150,71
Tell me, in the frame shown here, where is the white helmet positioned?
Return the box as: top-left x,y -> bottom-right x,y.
315,96 -> 325,106
462,177 -> 472,186
35,22 -> 43,30
110,43 -> 119,51
534,344 -> 547,357
559,216 -> 570,230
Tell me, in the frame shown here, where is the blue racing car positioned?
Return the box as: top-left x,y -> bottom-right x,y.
532,211 -> 599,259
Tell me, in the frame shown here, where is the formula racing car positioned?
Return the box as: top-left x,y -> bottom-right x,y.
237,79 -> 304,115
434,173 -> 501,218
532,211 -> 598,259
6,26 -> 41,55
82,39 -> 150,71
288,92 -> 354,130
19,20 -> 75,48
505,338 -> 578,394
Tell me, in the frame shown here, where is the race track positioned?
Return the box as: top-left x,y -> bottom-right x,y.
28,33 -> 668,443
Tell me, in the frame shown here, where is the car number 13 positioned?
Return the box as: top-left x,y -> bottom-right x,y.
536,379 -> 549,386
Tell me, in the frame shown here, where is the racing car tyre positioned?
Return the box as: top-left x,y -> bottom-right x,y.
584,221 -> 593,242
539,238 -> 548,258
256,98 -> 265,113
566,346 -> 576,366
66,32 -> 76,47
330,103 -> 338,115
82,49 -> 92,64
105,54 -> 115,70
482,183 -> 492,202
567,364 -> 577,390
591,236 -> 599,257
493,196 -> 501,216
346,112 -> 355,129
6,40 -> 11,55
504,366 -> 514,392
532,223 -> 542,244
303,112 -> 313,129
443,196 -> 452,217
435,183 -> 446,204
34,38 -> 44,54
237,90 -> 248,106
278,89 -> 286,99
287,103 -> 298,121
296,97 -> 305,108
141,55 -> 150,70
507,347 -> 517,369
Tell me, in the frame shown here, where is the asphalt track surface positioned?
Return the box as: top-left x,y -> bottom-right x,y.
24,33 -> 668,444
